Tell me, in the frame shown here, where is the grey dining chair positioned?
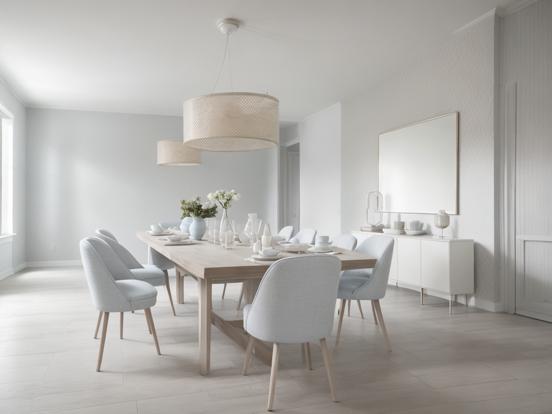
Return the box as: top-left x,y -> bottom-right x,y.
80,237 -> 161,371
331,234 -> 364,318
242,255 -> 341,411
95,229 -> 176,316
335,236 -> 394,352
278,226 -> 294,241
289,228 -> 317,245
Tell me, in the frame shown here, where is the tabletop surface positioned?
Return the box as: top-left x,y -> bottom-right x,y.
138,231 -> 377,281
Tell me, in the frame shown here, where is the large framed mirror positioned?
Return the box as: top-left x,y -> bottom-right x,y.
378,112 -> 458,214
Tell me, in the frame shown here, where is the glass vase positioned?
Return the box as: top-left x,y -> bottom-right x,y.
219,208 -> 234,248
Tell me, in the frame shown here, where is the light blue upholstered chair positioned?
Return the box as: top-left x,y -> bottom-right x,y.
278,226 -> 294,241
95,229 -> 176,316
242,255 -> 341,411
331,234 -> 364,318
149,221 -> 179,279
80,237 -> 161,371
332,234 -> 357,251
335,236 -> 394,352
289,228 -> 317,245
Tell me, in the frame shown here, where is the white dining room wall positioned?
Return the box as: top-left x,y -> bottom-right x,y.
340,10 -> 499,310
25,108 -> 278,264
0,79 -> 26,279
298,102 -> 341,238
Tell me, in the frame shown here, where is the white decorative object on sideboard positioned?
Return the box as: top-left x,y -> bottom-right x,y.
352,231 -> 474,314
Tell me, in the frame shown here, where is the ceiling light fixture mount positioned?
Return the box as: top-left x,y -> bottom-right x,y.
182,17 -> 279,152
216,18 -> 240,36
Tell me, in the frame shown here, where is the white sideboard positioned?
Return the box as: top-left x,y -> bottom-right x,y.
352,231 -> 474,313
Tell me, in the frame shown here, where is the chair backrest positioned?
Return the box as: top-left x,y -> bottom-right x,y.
278,226 -> 294,241
355,236 -> 394,299
95,232 -> 142,270
79,237 -> 133,311
245,255 -> 341,343
291,228 -> 317,244
332,234 -> 357,251
95,228 -> 117,241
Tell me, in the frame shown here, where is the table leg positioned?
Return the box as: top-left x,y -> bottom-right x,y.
242,280 -> 261,305
198,278 -> 212,375
175,268 -> 184,304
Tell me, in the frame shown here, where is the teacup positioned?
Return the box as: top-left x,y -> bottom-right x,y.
150,224 -> 163,235
167,235 -> 182,242
260,248 -> 279,257
316,235 -> 330,245
407,220 -> 423,231
392,221 -> 405,230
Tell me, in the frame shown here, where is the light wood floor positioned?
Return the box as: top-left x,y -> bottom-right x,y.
3,267 -> 552,414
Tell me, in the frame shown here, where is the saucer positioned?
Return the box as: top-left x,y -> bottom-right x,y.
148,230 -> 171,236
382,228 -> 404,235
405,230 -> 425,236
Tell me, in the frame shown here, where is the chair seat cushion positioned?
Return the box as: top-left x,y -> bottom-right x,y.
338,269 -> 373,299
115,279 -> 157,310
130,265 -> 165,286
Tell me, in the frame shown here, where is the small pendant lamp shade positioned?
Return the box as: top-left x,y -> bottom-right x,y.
157,140 -> 201,166
183,92 -> 279,151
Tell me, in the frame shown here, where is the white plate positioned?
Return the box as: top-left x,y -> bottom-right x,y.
148,230 -> 172,236
308,247 -> 334,253
405,230 -> 426,236
251,254 -> 281,261
282,244 -> 310,253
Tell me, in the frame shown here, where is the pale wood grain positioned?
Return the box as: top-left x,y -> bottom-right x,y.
137,232 -> 376,281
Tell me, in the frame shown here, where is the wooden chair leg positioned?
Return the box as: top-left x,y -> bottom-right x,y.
373,300 -> 391,352
145,308 -> 161,355
267,343 -> 280,411
94,311 -> 103,339
320,338 -> 337,402
222,283 -> 227,300
371,301 -> 379,325
164,271 -> 176,316
347,300 -> 351,316
242,336 -> 255,375
175,268 -> 184,304
335,299 -> 346,346
303,343 -> 312,370
236,285 -> 244,310
357,300 -> 365,319
144,309 -> 152,334
96,312 -> 109,372
119,312 -> 124,339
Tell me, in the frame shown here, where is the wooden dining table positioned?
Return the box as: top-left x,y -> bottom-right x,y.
137,231 -> 377,375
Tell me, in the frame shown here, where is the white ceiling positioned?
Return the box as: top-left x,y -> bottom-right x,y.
0,0 -> 521,122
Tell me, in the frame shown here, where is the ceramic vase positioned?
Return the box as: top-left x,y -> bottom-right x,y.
189,217 -> 206,240
180,216 -> 193,233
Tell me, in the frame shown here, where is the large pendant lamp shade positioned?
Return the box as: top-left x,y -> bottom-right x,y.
157,140 -> 201,166
183,92 -> 279,151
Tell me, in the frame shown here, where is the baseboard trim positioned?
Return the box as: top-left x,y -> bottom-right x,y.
0,262 -> 28,280
26,260 -> 82,268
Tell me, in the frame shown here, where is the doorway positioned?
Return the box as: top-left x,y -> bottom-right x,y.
280,143 -> 300,233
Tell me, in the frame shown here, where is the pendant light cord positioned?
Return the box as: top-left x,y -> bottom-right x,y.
212,33 -> 233,92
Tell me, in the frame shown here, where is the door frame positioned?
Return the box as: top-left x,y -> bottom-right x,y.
501,81 -> 517,314
279,139 -> 300,231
